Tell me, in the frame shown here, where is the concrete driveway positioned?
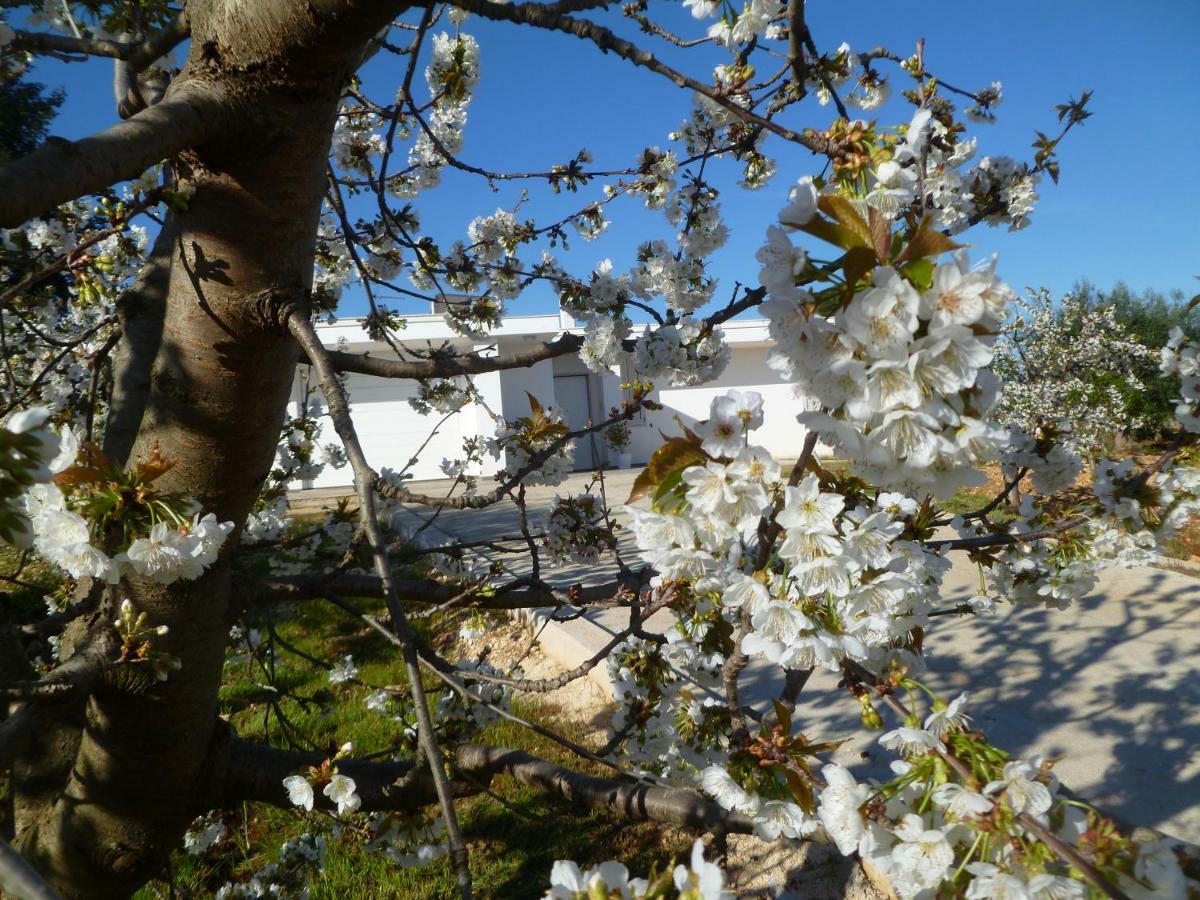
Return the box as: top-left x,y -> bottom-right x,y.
374,468 -> 1200,844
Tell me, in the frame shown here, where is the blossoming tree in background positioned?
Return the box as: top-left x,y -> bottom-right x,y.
993,288 -> 1161,455
0,1 -> 1197,899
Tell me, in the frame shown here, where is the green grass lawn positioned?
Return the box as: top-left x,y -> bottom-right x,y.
0,543 -> 687,899
937,488 -> 1004,518
130,594 -> 691,899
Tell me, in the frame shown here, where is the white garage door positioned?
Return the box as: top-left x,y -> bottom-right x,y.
305,374 -> 466,488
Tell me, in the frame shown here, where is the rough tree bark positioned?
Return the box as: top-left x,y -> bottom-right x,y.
7,2 -> 413,896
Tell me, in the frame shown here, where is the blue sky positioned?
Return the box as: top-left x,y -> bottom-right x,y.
27,0 -> 1200,319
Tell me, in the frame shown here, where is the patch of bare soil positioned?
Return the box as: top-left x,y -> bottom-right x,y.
458,617 -> 892,898
456,616 -> 614,742
726,836 -> 892,899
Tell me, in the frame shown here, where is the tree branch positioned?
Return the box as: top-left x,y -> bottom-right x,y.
454,744 -> 756,834
0,636 -> 114,702
211,737 -> 755,837
447,0 -> 829,152
313,283 -> 766,383
287,309 -> 474,899
925,517 -> 1088,552
126,15 -> 191,71
251,570 -> 647,611
9,13 -> 188,71
0,837 -> 62,900
786,0 -> 808,92
0,80 -> 229,228
319,333 -> 583,379
9,29 -> 131,59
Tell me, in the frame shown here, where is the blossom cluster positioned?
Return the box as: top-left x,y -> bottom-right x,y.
487,397 -> 576,487
687,0 -> 786,46
0,407 -> 61,546
633,317 -> 730,388
1001,426 -> 1083,496
763,207 -> 1010,496
542,493 -> 617,566
283,743 -> 363,817
21,428 -> 233,586
1162,325 -> 1200,432
215,833 -> 327,900
396,30 -> 481,200
272,403 -> 348,488
409,377 -> 474,416
807,688 -> 1186,899
544,838 -> 731,899
1,196 -> 150,418
605,370 -> 1199,896
580,313 -> 631,375
367,809 -> 449,869
434,657 -> 515,736
183,810 -> 230,859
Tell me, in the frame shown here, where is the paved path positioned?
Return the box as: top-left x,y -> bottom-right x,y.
341,468 -> 1200,844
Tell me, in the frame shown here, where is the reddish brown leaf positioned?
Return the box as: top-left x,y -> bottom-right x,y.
795,214 -> 869,251
894,215 -> 965,264
867,206 -> 893,261
626,437 -> 707,504
818,195 -> 873,246
841,246 -> 880,301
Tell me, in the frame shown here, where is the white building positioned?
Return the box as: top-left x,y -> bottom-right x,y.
292,310 -> 806,488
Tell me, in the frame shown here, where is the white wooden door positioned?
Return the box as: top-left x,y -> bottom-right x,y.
553,375 -> 595,471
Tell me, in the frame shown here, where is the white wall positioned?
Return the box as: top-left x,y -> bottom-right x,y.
293,317 -> 817,492
301,372 -> 466,488
627,344 -> 815,464
461,355 -> 504,479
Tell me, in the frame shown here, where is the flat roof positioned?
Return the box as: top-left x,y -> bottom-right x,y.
315,310 -> 772,348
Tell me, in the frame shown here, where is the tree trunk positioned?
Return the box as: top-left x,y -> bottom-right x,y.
10,2 -> 409,895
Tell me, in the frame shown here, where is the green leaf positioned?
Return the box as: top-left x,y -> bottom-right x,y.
772,699 -> 793,735
899,258 -> 936,291
627,437 -> 707,504
652,466 -> 689,512
894,215 -> 965,264
525,391 -> 543,417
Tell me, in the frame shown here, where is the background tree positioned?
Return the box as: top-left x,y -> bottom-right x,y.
0,3 -> 1195,900
994,283 -> 1200,452
993,287 -> 1161,454
0,69 -> 61,164
1082,280 -> 1200,437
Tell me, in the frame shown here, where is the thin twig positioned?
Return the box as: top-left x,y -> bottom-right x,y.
0,837 -> 62,900
287,310 -> 474,900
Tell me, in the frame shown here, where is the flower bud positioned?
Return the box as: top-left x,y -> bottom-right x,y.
860,695 -> 883,729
